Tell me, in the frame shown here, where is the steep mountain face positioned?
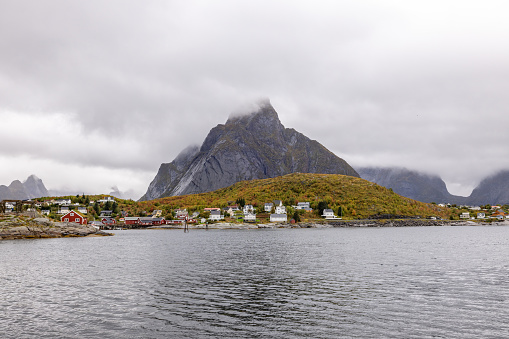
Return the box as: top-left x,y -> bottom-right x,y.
23,175 -> 49,198
466,171 -> 509,205
141,100 -> 359,200
0,175 -> 49,200
7,180 -> 27,200
357,167 -> 466,204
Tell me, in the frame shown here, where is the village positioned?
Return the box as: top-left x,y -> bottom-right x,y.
2,195 -> 509,230
0,196 -> 345,229
57,199 -> 344,229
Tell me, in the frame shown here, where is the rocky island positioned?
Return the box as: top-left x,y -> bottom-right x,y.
0,214 -> 112,240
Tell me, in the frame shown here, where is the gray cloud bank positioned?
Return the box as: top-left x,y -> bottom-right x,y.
1,0 -> 508,198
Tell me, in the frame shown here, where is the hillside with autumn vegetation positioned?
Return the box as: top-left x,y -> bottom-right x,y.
130,173 -> 450,220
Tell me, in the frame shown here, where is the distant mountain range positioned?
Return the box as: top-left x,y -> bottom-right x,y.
140,100 -> 359,200
465,171 -> 509,206
0,175 -> 49,200
357,167 -> 509,206
0,175 -> 135,201
356,167 -> 455,204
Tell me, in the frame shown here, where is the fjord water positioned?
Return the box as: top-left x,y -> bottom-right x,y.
1,227 -> 509,338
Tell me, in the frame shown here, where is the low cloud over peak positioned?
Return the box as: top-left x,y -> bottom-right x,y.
1,0 -> 508,199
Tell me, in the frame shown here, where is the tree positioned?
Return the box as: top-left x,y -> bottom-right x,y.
337,206 -> 342,218
236,197 -> 246,208
293,211 -> 301,222
104,200 -> 112,211
112,202 -> 120,214
93,201 -> 100,215
317,201 -> 328,216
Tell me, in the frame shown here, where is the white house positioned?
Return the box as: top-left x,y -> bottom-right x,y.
270,213 -> 287,222
460,212 -> 470,219
477,212 -> 486,219
264,203 -> 273,212
244,213 -> 256,222
273,200 -> 283,207
58,206 -> 70,214
209,210 -> 224,221
322,209 -> 341,220
55,199 -> 71,206
275,205 -> 286,214
293,202 -> 313,212
295,202 -> 310,209
98,197 -> 115,204
77,206 -> 88,214
243,205 -> 254,214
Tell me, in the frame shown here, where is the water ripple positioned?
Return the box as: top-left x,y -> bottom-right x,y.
2,227 -> 509,338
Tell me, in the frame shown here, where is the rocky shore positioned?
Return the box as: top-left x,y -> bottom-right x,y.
149,219 -> 509,230
327,219 -> 509,228
0,215 -> 112,240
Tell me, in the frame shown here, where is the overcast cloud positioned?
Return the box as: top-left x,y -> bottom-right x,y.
1,0 -> 508,199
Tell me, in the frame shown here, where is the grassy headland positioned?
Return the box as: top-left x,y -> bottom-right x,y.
133,173 -> 450,220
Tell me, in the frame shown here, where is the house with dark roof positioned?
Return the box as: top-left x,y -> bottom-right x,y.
209,210 -> 224,221
100,210 -> 113,217
101,217 -> 117,226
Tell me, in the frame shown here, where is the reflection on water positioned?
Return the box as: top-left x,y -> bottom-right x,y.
1,227 -> 509,338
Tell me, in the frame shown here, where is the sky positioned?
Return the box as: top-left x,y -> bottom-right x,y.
1,0 -> 509,199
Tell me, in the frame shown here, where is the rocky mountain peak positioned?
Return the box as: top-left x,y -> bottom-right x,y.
24,174 -> 40,182
23,174 -> 49,198
0,175 -> 49,200
226,100 -> 280,128
141,101 -> 359,200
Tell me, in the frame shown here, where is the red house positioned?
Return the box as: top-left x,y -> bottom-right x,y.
61,210 -> 87,225
101,217 -> 117,226
124,217 -> 141,225
150,217 -> 165,226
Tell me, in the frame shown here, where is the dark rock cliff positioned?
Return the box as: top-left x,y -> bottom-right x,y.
358,167 -> 509,206
357,167 -> 466,204
465,171 -> 509,205
140,100 -> 359,200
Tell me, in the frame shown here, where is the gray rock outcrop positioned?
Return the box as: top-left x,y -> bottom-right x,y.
0,216 -> 111,240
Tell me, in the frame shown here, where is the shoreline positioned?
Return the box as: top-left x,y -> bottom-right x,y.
3,216 -> 507,240
146,219 -> 509,230
0,216 -> 112,240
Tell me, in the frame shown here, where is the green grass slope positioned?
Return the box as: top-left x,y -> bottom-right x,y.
136,173 -> 449,220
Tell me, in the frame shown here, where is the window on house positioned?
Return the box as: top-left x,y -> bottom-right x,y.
70,213 -> 74,216
64,218 -> 69,222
